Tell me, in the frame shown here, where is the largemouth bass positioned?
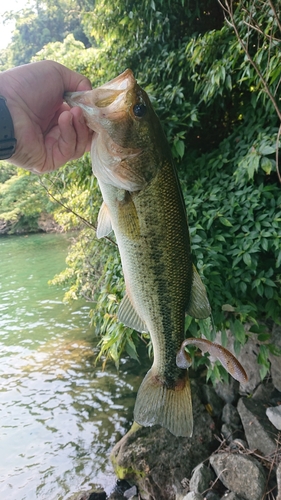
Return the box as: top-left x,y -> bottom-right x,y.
65,70 -> 245,437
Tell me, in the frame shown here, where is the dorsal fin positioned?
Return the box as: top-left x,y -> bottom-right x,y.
186,265 -> 211,319
118,293 -> 148,333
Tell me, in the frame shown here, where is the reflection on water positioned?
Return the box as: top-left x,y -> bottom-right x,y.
0,234 -> 148,500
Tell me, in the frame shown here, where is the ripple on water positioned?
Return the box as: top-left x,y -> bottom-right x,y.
0,234 -> 149,499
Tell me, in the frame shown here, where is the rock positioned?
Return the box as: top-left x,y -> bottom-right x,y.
214,378 -> 240,405
200,384 -> 224,417
269,324 -> 281,392
111,390 -> 215,500
221,423 -> 236,443
266,406 -> 281,430
88,493 -> 107,500
123,485 -> 138,499
209,452 -> 266,500
204,492 -> 221,500
229,439 -> 248,451
237,397 -> 278,456
235,338 -> 261,394
222,403 -> 241,427
70,488 -> 107,500
222,493 -> 246,500
276,462 -> 281,500
0,217 -> 13,234
108,480 -> 133,500
221,403 -> 243,442
252,382 -> 274,402
182,493 -> 204,500
37,212 -> 64,233
189,463 -> 214,493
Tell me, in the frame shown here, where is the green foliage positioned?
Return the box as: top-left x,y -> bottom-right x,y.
1,0 -> 92,66
1,0 -> 280,380
0,170 -> 55,233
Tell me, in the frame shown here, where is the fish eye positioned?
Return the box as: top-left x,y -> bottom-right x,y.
133,103 -> 147,118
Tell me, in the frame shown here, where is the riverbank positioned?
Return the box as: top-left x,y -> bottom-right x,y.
77,325 -> 281,500
0,211 -> 64,235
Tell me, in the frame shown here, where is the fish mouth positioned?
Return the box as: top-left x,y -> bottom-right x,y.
64,69 -> 137,129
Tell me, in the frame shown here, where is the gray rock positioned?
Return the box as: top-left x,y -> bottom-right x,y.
266,405 -> 281,430
276,462 -> 281,500
189,463 -> 214,493
204,492 -> 221,500
269,324 -> 281,392
209,452 -> 266,500
237,397 -> 278,456
123,485 -> 138,499
222,403 -> 241,427
182,493 -> 204,500
200,384 -> 224,416
236,338 -> 261,394
252,382 -> 274,402
111,389 -> 215,500
221,423 -> 236,443
222,493 -> 246,500
215,378 -> 239,404
229,439 -> 248,451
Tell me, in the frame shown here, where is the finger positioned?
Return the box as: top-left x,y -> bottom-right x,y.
70,107 -> 93,157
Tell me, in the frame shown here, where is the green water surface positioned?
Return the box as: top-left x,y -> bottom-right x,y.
0,233 -> 146,500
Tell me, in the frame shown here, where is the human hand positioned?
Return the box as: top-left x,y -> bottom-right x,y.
0,60 -> 93,173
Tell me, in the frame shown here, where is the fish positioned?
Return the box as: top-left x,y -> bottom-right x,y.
64,69 -> 245,437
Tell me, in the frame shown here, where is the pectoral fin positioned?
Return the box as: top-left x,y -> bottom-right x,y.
186,265 -> 211,319
118,293 -> 148,333
96,202 -> 112,239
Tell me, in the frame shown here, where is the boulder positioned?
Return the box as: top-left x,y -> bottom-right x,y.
209,452 -> 266,500
269,324 -> 281,392
182,493 -> 204,500
189,463 -> 214,493
237,397 -> 278,456
110,390 -> 215,500
266,405 -> 281,430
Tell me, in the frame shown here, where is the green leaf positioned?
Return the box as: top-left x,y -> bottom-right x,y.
231,319 -> 246,345
222,304 -> 236,312
243,253 -> 252,266
261,157 -> 272,175
175,139 -> 185,158
259,145 -> 275,155
219,217 -> 233,227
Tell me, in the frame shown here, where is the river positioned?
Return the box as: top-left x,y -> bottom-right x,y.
0,233 -> 148,500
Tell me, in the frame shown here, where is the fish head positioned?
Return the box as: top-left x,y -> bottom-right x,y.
64,69 -> 169,191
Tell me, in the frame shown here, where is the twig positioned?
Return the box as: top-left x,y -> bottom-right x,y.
268,0 -> 281,34
38,179 -> 118,246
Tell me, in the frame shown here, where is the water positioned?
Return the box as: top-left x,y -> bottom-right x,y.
0,233 -> 148,500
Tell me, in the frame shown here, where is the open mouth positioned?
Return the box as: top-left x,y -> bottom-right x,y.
64,69 -> 137,125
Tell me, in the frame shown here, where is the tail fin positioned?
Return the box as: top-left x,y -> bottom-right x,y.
134,369 -> 193,437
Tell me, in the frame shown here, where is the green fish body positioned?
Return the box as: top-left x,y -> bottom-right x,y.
65,69 -> 211,436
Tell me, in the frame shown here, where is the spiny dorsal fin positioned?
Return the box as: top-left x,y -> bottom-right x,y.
118,293 -> 148,333
96,202 -> 112,239
186,265 -> 211,319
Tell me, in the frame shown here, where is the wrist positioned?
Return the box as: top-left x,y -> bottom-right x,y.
0,94 -> 17,160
